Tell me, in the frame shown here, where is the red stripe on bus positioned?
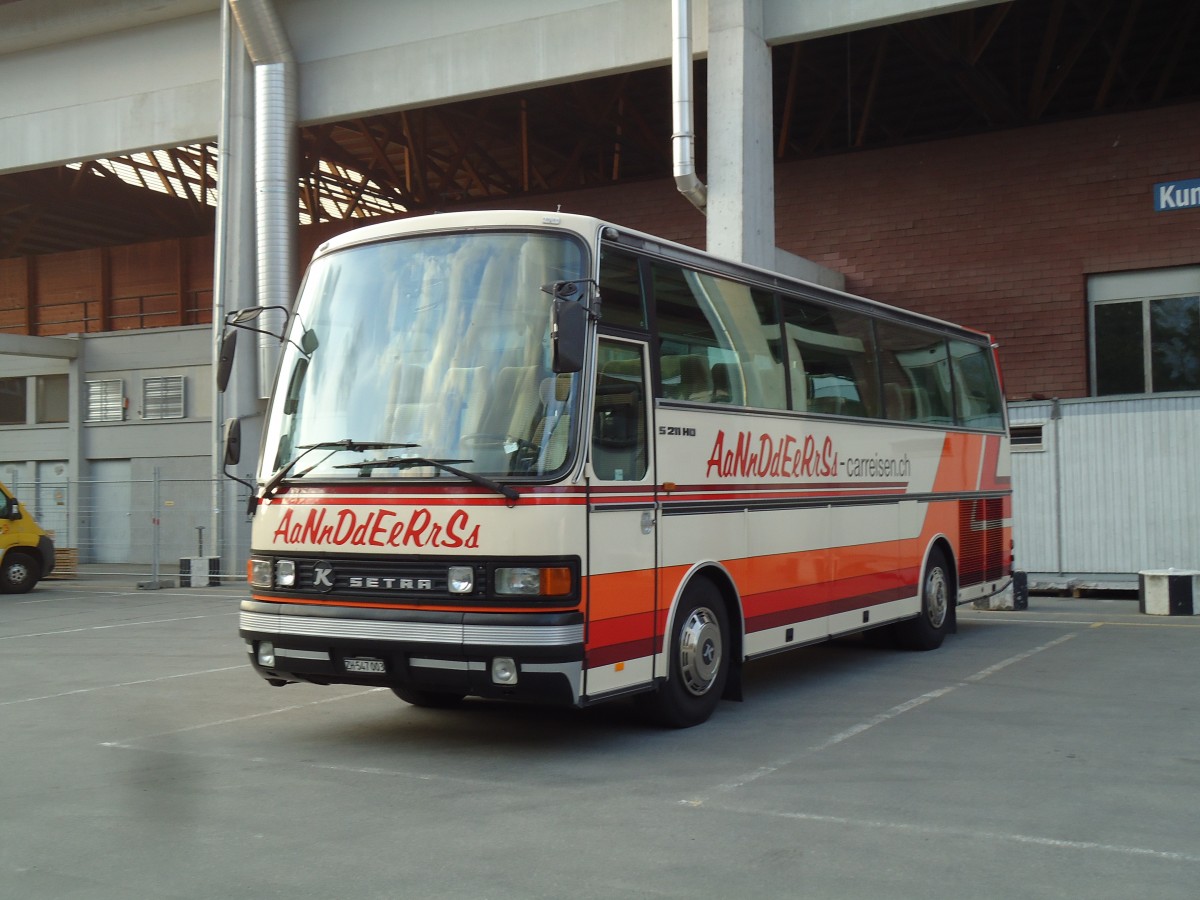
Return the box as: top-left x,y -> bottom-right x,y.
586,638 -> 656,669
743,584 -> 915,633
275,484 -> 586,497
267,494 -> 587,507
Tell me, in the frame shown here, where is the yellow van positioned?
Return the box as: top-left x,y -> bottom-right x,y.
1,482 -> 55,593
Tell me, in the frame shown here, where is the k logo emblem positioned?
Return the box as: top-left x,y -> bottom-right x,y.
311,561 -> 334,592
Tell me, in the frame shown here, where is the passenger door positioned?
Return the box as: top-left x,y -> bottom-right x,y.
584,337 -> 657,699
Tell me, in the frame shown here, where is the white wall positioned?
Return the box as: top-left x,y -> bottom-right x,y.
1010,396 -> 1200,587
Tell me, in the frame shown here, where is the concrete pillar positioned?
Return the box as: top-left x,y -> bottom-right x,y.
213,0 -> 263,579
66,349 -> 82,555
705,0 -> 774,269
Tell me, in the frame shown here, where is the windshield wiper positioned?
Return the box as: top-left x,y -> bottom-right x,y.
335,456 -> 519,502
262,440 -> 418,500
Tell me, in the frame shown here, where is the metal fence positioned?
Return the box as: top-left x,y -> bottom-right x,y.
7,474 -> 252,583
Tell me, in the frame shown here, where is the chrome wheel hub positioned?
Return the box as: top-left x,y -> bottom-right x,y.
925,566 -> 949,629
678,607 -> 722,696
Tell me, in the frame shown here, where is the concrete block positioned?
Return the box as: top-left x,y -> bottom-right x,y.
1139,570 -> 1200,616
973,574 -> 1024,611
179,556 -> 221,587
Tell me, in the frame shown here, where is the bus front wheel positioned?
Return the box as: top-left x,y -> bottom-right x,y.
639,580 -> 729,728
896,549 -> 954,651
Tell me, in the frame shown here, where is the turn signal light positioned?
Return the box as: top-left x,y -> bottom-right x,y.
494,566 -> 573,597
540,566 -> 572,596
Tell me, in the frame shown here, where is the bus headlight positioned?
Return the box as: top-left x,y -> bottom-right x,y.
448,565 -> 474,594
249,557 -> 273,588
494,566 -> 572,597
276,559 -> 296,587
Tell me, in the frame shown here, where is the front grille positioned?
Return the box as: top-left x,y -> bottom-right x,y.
258,554 -> 581,608
292,557 -> 473,603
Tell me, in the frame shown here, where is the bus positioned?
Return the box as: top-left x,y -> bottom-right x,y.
220,209 -> 1011,727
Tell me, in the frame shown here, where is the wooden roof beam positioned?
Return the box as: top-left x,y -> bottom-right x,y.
1094,0 -> 1141,110
1029,0 -> 1117,120
898,19 -> 1021,126
1152,0 -> 1199,102
854,31 -> 889,147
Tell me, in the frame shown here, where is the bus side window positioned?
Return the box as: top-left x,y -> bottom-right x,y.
592,340 -> 648,482
948,338 -> 1005,430
876,321 -> 953,424
782,297 -> 880,418
652,263 -> 785,409
598,248 -> 648,331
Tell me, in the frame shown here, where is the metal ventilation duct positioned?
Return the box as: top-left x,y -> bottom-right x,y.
229,0 -> 296,397
671,0 -> 707,213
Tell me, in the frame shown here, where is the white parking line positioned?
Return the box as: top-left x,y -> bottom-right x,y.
962,615 -> 1200,629
100,687 -> 385,745
36,586 -> 244,600
0,664 -> 248,708
0,612 -> 234,641
962,633 -> 1076,682
102,732 -> 502,787
682,633 -> 1078,807
806,683 -> 961,753
715,804 -> 1200,865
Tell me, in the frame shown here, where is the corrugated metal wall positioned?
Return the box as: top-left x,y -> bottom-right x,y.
1010,396 -> 1200,586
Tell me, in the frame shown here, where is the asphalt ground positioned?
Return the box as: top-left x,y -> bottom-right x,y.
2,573 -> 1198,899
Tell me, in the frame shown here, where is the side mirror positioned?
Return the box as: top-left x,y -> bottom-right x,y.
216,328 -> 238,393
551,297 -> 587,373
300,328 -> 319,355
223,417 -> 242,466
221,418 -> 260,515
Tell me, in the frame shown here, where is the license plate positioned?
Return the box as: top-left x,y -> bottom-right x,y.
344,657 -> 386,674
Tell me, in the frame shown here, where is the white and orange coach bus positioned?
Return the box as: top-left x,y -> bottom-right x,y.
219,209 -> 1011,727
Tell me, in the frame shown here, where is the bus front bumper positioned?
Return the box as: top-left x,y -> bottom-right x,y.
239,599 -> 584,706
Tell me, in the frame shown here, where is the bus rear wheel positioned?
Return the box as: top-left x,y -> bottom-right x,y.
1,552 -> 39,594
391,685 -> 467,708
639,579 -> 729,728
896,549 -> 954,651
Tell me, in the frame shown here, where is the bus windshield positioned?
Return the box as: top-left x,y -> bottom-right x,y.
260,229 -> 586,486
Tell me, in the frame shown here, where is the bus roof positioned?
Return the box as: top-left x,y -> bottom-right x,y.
310,209 -> 994,344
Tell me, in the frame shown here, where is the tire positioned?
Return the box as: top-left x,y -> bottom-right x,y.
0,551 -> 40,594
896,548 -> 954,651
639,579 -> 729,728
390,685 -> 467,708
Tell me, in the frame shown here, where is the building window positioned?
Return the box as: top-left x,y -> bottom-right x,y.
142,375 -> 186,419
36,374 -> 69,424
1010,423 -> 1045,452
0,377 -> 27,424
1090,268 -> 1200,396
85,379 -> 125,422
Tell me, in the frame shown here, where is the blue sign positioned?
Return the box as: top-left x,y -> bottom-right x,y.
1154,178 -> 1200,211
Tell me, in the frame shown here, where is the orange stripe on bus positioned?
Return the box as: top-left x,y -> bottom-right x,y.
585,569 -> 657,621
932,432 -> 982,493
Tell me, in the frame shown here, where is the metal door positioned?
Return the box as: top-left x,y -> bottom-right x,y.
585,337 -> 657,698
